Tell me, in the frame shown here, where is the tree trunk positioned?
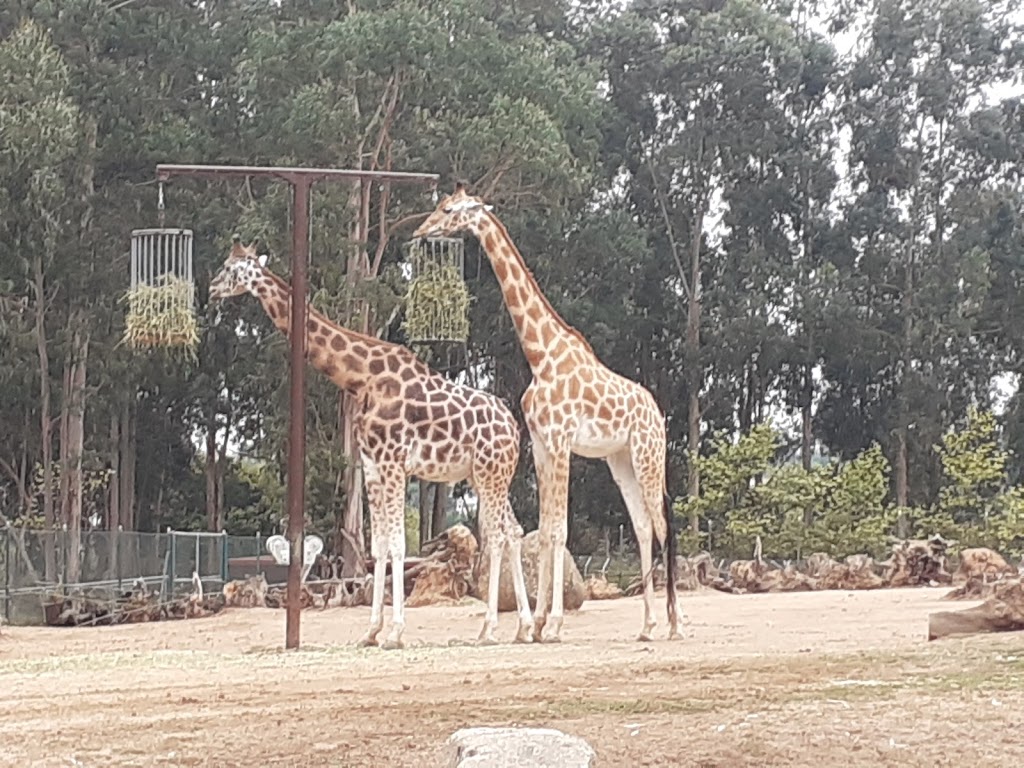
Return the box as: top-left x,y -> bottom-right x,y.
63,327 -> 88,584
108,413 -> 120,531
418,478 -> 432,548
686,202 -> 704,534
108,411 -> 120,578
801,365 -> 814,472
895,235 -> 915,536
119,400 -> 135,531
205,406 -> 221,532
32,253 -> 57,581
58,356 -> 71,528
339,392 -> 365,577
432,482 -> 448,538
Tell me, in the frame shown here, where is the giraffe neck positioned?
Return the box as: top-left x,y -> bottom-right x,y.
471,212 -> 594,374
251,270 -> 372,394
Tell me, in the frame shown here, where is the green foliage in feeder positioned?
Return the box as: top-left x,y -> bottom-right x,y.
120,273 -> 199,351
402,264 -> 471,343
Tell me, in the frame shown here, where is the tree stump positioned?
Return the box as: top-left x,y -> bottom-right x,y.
928,579 -> 1024,640
474,530 -> 587,612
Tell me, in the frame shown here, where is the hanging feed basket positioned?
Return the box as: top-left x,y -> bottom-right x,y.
402,237 -> 470,344
121,228 -> 198,351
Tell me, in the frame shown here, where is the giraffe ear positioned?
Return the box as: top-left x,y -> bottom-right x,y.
258,254 -> 268,268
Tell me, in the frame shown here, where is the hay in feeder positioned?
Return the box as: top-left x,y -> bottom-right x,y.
120,273 -> 199,351
403,264 -> 471,343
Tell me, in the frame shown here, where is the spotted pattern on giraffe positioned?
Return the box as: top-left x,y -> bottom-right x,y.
208,237 -> 535,648
414,185 -> 682,644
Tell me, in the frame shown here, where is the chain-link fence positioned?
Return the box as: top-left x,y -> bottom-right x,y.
0,526 -> 267,626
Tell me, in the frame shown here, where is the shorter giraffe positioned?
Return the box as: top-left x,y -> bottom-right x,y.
209,237 -> 534,648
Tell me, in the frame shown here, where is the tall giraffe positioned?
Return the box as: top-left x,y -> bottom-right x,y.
414,185 -> 681,643
208,237 -> 534,649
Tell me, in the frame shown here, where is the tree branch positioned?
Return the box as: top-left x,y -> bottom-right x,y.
647,155 -> 691,301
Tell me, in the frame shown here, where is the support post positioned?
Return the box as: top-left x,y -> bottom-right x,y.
4,526 -> 10,623
168,526 -> 176,597
286,177 -> 312,650
220,530 -> 228,584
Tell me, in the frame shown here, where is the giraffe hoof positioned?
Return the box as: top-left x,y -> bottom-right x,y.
540,634 -> 562,645
356,636 -> 379,648
636,633 -> 654,642
380,638 -> 405,651
476,636 -> 499,647
668,631 -> 683,641
514,628 -> 534,644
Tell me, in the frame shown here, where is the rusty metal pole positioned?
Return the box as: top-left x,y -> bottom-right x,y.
285,176 -> 312,650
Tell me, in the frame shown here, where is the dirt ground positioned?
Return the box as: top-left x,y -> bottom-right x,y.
1,587 -> 1023,767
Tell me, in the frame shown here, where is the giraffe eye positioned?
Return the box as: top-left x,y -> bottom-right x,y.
442,206 -> 453,214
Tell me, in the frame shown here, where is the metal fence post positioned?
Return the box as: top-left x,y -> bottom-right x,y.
193,532 -> 200,579
4,527 -> 10,623
167,527 -> 176,597
256,531 -> 262,575
60,524 -> 68,585
220,530 -> 228,583
115,525 -> 123,592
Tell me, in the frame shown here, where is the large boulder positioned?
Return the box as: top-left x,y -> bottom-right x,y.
474,530 -> 587,613
446,727 -> 595,768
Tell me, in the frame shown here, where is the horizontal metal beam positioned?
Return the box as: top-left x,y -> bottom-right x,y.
156,163 -> 439,186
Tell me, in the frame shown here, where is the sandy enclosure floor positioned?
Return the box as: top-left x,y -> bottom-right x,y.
2,588 -> 1023,767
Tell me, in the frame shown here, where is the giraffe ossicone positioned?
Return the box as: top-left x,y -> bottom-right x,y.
414,186 -> 683,644
209,237 -> 535,648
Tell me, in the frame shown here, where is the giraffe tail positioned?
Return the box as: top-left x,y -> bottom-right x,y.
662,493 -> 679,626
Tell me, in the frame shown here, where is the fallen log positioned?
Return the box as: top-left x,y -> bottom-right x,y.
223,573 -> 269,607
885,535 -> 953,587
928,579 -> 1024,640
953,547 -> 1018,583
43,573 -> 222,626
585,574 -> 623,600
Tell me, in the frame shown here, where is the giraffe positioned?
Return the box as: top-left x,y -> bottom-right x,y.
413,184 -> 681,643
208,236 -> 534,649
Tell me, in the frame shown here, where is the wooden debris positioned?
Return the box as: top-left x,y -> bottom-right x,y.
264,584 -> 317,610
222,573 -> 269,607
406,524 -> 478,607
319,578 -> 374,608
43,573 -> 222,627
928,579 -> 1024,640
884,535 -> 953,587
585,574 -> 623,600
803,552 -> 839,579
816,555 -> 885,591
953,548 -> 1019,583
677,552 -> 714,591
943,575 -> 1014,601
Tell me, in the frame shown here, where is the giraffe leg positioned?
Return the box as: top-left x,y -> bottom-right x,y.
607,449 -> 657,641
357,532 -> 389,648
477,526 -> 504,646
505,510 -> 535,644
629,428 -> 684,641
357,457 -> 387,648
381,481 -> 408,651
532,439 -> 570,644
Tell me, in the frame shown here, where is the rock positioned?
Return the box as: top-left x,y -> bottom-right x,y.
446,727 -> 595,768
474,530 -> 587,613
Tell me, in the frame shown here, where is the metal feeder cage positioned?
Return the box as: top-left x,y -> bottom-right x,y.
122,227 -> 198,350
402,237 -> 470,344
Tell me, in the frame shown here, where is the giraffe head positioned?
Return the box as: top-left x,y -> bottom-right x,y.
208,235 -> 269,300
412,182 -> 493,240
